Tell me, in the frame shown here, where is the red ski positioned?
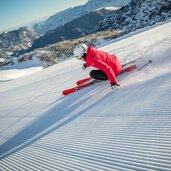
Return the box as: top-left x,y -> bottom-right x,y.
76,77 -> 92,85
62,80 -> 101,96
120,64 -> 137,74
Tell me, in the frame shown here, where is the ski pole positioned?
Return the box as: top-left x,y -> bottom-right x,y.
137,60 -> 152,71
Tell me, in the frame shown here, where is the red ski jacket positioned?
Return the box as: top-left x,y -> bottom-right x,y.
85,46 -> 122,84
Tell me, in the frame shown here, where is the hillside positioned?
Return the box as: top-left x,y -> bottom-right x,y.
95,0 -> 171,32
0,20 -> 171,170
0,27 -> 38,59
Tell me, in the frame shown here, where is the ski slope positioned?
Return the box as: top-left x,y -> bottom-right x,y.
0,21 -> 171,170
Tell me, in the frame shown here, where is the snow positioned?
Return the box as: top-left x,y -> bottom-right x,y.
0,57 -> 43,80
0,21 -> 171,170
95,6 -> 120,11
0,67 -> 43,80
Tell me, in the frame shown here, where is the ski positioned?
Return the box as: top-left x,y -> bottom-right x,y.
62,80 -> 101,96
121,64 -> 137,74
76,64 -> 137,86
76,77 -> 92,85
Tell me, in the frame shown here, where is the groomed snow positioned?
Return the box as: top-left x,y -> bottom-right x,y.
0,20 -> 171,170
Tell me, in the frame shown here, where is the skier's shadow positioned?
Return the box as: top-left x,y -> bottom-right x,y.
0,86 -> 110,159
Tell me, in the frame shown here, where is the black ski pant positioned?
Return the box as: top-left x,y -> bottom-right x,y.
90,70 -> 108,81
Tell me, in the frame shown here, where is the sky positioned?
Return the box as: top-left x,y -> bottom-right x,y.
0,0 -> 88,33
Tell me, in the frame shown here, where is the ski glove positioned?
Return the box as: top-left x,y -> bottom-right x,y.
82,63 -> 86,70
111,82 -> 120,89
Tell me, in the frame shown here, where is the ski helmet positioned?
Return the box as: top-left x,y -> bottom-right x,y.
73,43 -> 88,59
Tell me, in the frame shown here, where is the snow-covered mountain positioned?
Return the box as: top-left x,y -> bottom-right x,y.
33,0 -> 131,34
95,0 -> 171,32
0,27 -> 39,58
0,20 -> 171,170
31,8 -> 117,50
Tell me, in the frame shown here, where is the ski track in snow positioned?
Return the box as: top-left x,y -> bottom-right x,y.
0,21 -> 171,170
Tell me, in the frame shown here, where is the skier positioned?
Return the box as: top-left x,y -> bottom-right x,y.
73,43 -> 122,88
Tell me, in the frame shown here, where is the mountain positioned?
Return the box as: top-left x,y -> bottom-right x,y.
33,0 -> 131,35
31,8 -> 118,50
0,27 -> 39,58
94,0 -> 171,32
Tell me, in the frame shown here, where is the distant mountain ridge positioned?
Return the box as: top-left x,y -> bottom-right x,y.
94,0 -> 171,32
33,0 -> 131,34
31,8 -> 118,49
0,27 -> 38,58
